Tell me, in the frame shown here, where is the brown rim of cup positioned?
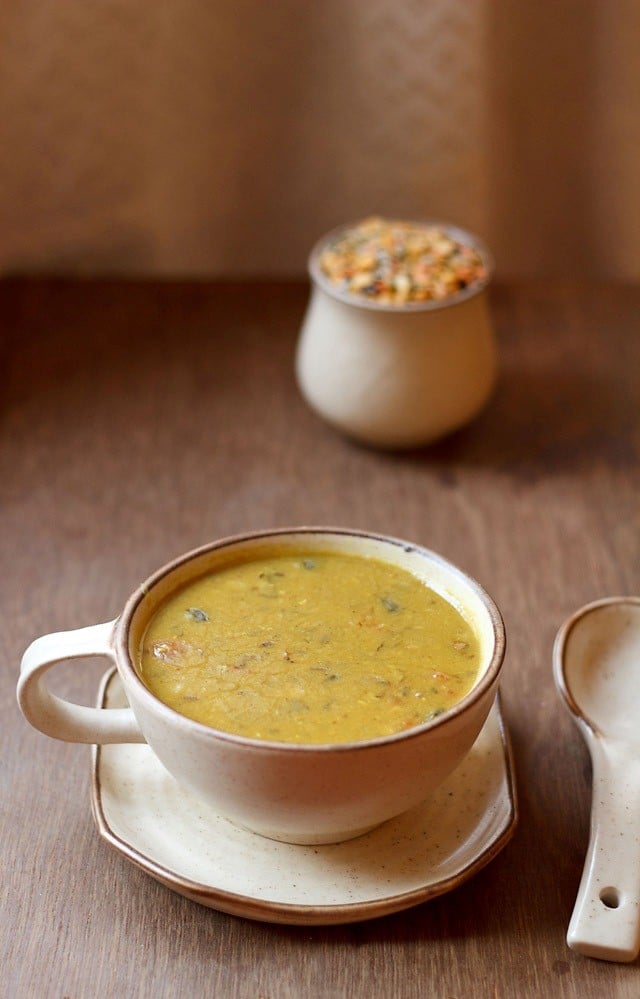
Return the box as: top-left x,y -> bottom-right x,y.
115,526 -> 506,752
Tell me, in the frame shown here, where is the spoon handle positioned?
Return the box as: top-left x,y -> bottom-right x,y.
568,739 -> 640,962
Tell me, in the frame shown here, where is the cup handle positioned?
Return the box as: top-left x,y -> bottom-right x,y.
17,620 -> 145,744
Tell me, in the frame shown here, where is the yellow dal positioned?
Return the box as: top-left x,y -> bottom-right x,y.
138,551 -> 481,744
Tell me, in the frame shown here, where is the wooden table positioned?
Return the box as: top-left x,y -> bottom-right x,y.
3,278 -> 639,997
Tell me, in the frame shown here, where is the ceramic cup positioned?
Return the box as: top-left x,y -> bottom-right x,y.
296,221 -> 497,449
18,527 -> 505,845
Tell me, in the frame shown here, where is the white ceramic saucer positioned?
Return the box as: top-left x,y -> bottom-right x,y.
91,670 -> 517,925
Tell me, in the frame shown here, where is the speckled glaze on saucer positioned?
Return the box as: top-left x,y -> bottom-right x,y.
91,671 -> 517,925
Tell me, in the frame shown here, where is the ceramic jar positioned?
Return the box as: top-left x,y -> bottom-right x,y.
296,221 -> 497,449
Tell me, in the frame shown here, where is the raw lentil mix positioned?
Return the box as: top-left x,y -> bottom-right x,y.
318,216 -> 488,306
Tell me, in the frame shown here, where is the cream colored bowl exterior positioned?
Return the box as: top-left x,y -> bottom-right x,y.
296,270 -> 497,450
18,529 -> 505,845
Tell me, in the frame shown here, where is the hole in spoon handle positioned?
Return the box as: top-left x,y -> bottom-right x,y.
598,887 -> 621,909
568,741 -> 640,962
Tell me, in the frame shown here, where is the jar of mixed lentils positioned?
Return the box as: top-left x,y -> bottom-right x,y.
296,217 -> 496,448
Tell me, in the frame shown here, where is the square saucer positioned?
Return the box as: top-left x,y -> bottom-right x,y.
92,670 -> 517,925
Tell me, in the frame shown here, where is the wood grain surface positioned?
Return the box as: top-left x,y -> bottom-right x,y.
2,279 -> 639,998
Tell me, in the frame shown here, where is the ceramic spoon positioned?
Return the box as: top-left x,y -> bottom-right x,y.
553,597 -> 640,962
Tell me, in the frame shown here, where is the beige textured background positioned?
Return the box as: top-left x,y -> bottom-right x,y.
1,0 -> 639,279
